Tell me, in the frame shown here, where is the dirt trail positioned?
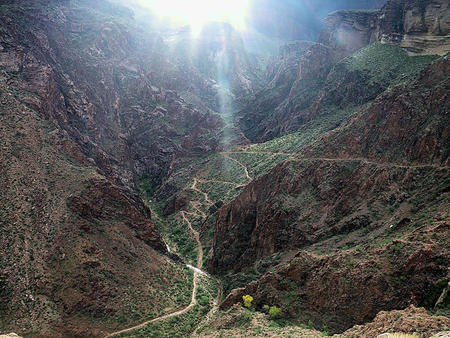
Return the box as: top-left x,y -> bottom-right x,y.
222,153 -> 252,181
104,269 -> 199,337
299,157 -> 441,169
191,177 -> 214,205
182,211 -> 203,269
104,212 -> 206,337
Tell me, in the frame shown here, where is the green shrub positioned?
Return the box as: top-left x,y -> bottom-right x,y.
269,306 -> 282,319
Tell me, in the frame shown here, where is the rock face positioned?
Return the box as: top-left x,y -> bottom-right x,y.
237,41 -> 316,142
320,0 -> 450,57
209,159 -> 449,274
253,43 -> 336,142
0,0 -> 245,193
68,179 -> 166,252
318,10 -> 379,59
245,0 -> 385,42
378,0 -> 450,55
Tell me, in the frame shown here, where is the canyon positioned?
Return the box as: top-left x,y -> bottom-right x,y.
0,0 -> 450,337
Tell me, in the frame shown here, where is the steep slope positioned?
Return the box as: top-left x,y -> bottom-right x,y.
236,41 -> 316,142
237,0 -> 450,144
302,53 -> 450,165
237,40 -> 437,143
208,53 -> 450,332
0,0 -> 234,336
0,84 -> 195,338
0,0 -> 245,192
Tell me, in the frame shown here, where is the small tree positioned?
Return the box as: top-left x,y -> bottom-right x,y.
269,305 -> 282,319
242,294 -> 253,308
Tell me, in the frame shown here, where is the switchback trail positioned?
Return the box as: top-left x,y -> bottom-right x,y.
191,177 -> 214,205
222,153 -> 252,181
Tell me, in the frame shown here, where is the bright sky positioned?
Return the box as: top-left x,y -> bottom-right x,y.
138,0 -> 249,33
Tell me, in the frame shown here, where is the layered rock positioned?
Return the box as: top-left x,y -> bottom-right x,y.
320,0 -> 450,57
318,10 -> 379,59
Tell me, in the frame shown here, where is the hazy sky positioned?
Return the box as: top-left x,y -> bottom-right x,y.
115,0 -> 385,41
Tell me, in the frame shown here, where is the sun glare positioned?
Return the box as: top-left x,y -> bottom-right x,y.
139,0 -> 248,32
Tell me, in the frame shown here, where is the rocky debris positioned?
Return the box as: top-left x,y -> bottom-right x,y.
0,334 -> 22,338
343,305 -> 450,337
432,333 -> 450,338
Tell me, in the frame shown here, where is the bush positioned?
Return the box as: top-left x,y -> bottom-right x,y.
198,295 -> 209,306
243,294 -> 253,308
269,306 -> 282,319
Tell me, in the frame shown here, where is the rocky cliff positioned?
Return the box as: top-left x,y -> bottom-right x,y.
0,0 -> 246,192
320,0 -> 450,57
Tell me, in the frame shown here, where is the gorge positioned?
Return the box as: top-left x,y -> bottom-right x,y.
1,0 -> 450,337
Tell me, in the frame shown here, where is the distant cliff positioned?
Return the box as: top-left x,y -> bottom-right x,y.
319,0 -> 450,57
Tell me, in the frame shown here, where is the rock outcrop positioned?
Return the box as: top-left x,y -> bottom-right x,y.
217,227 -> 450,333
319,10 -> 379,59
